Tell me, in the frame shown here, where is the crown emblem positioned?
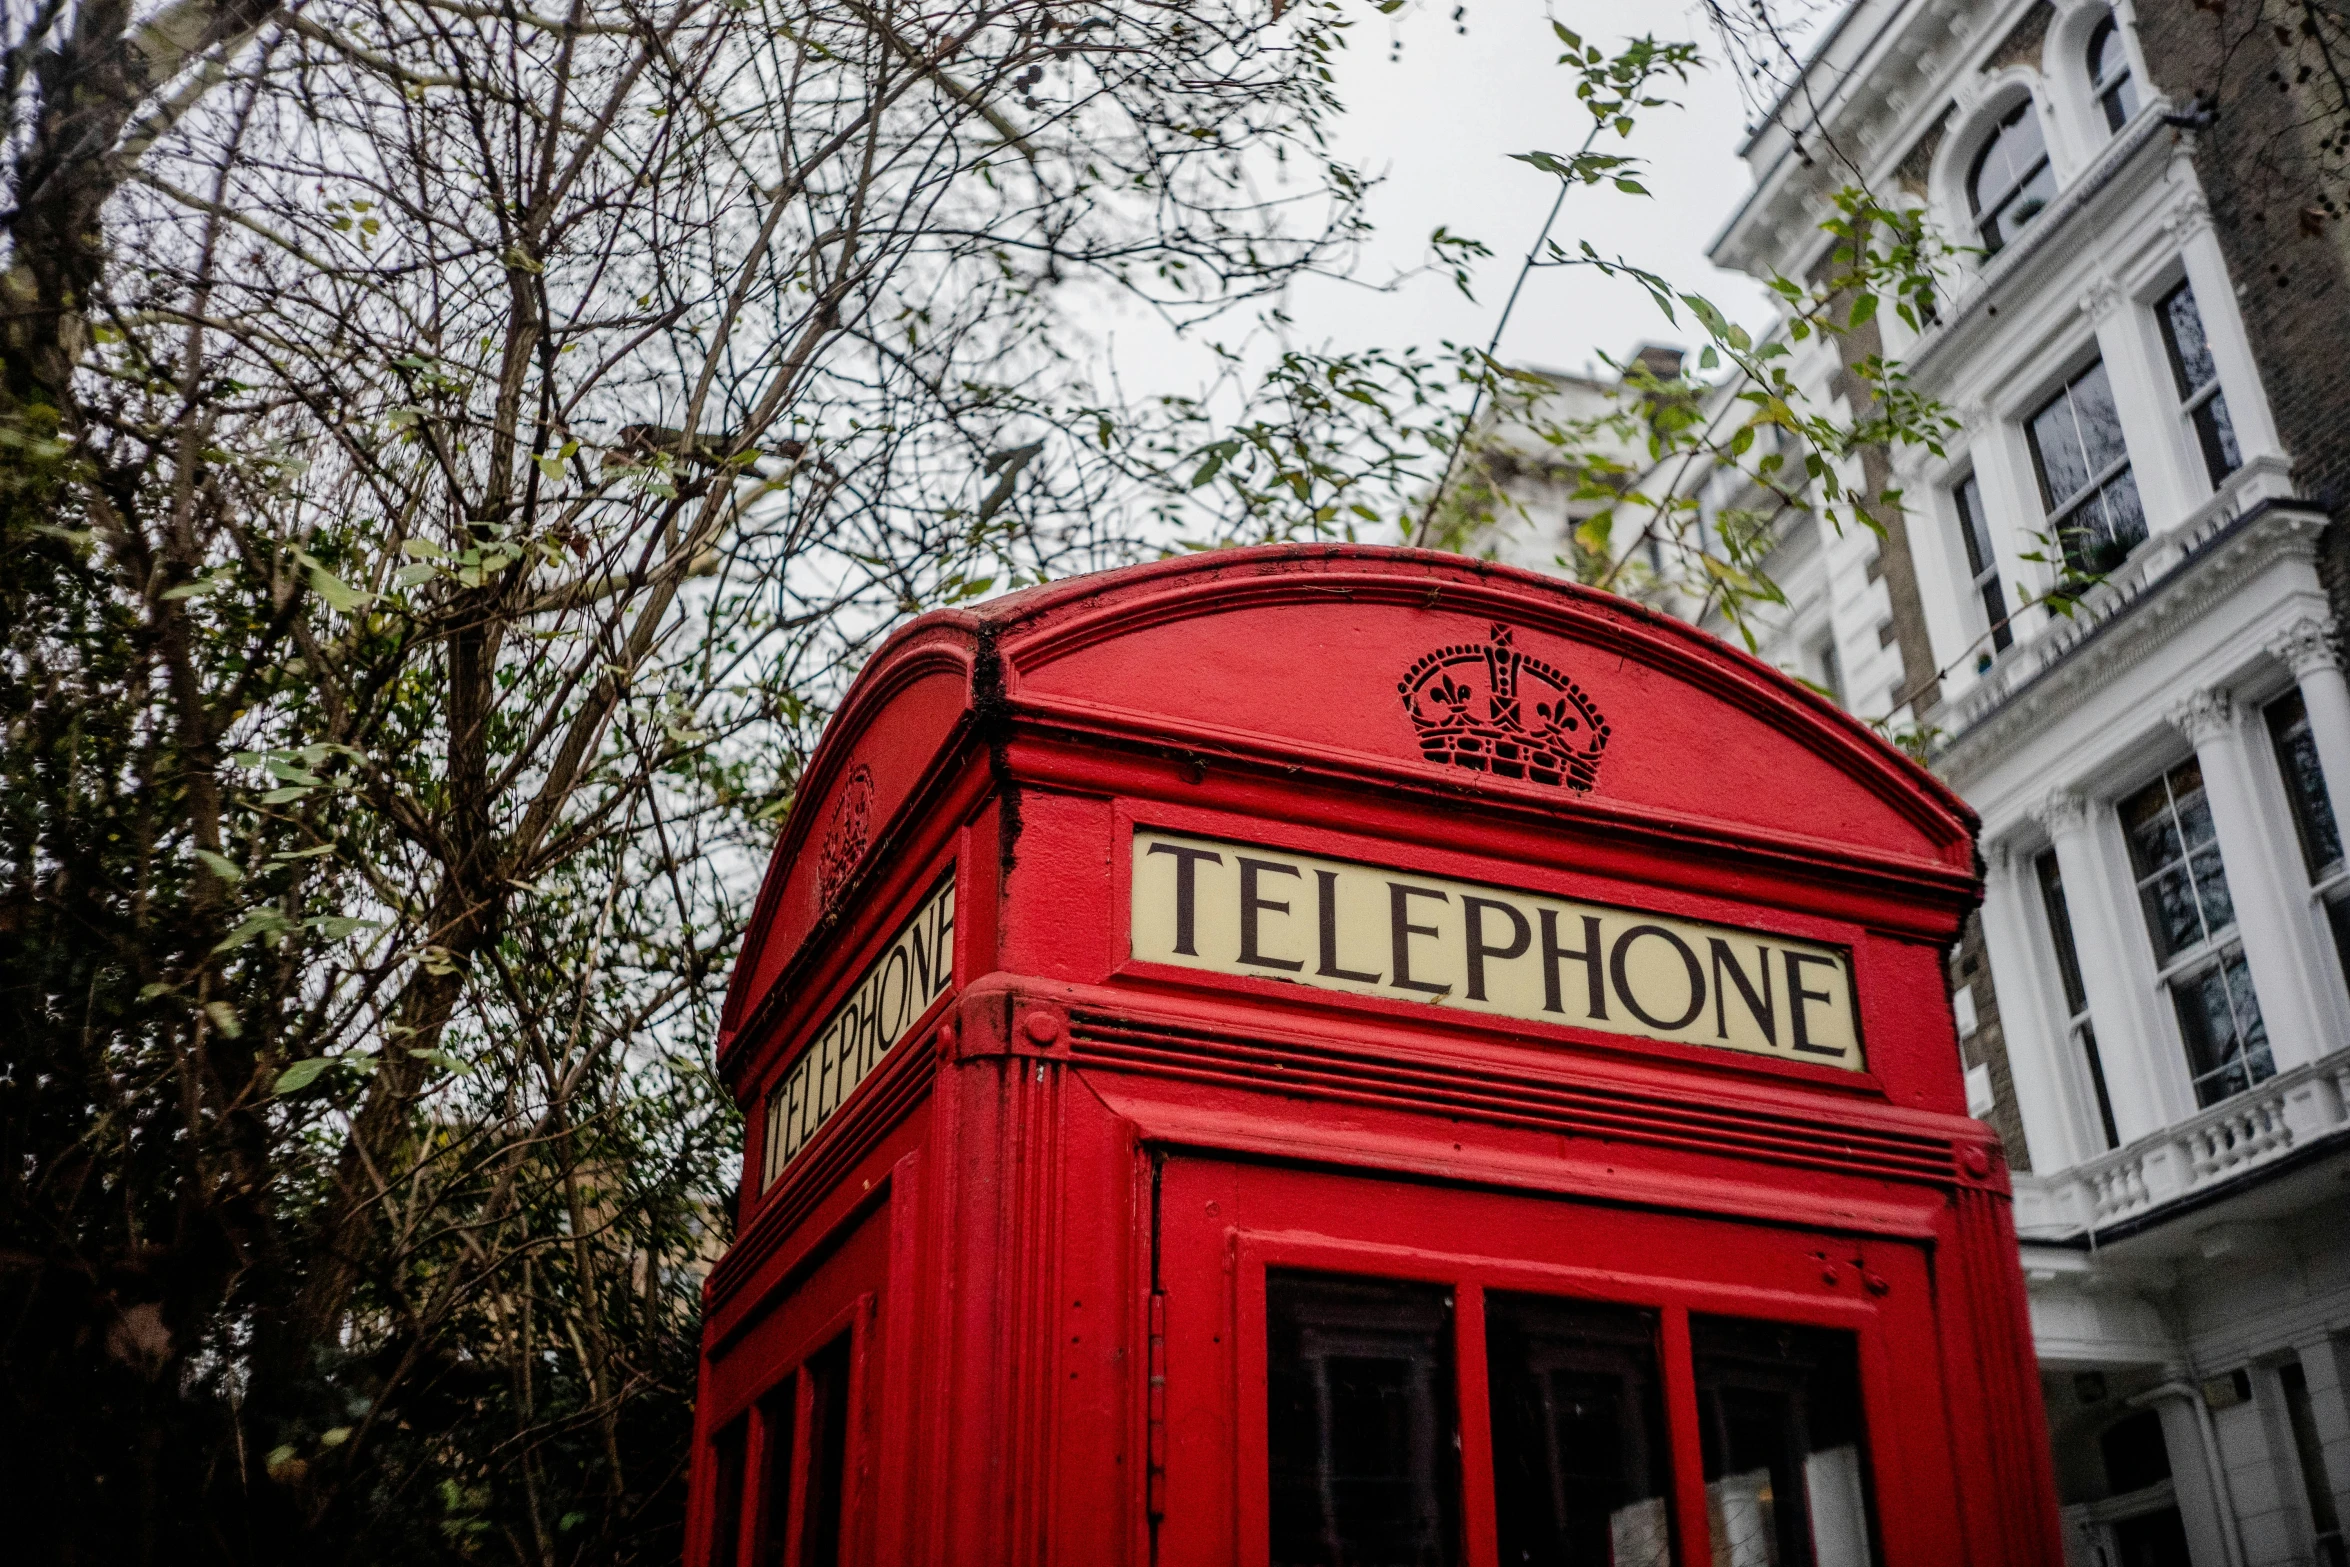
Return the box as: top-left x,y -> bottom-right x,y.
1398,624 -> 1608,790
816,763 -> 876,907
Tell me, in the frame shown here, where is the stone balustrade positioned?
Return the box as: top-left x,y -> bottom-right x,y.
2013,1049 -> 2350,1240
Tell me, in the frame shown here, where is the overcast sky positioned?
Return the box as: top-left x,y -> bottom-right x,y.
1276,0 -> 1785,381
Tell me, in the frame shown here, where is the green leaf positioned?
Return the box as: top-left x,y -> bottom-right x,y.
203,1001 -> 243,1039
259,786 -> 312,805
196,849 -> 245,883
306,563 -> 374,614
308,915 -> 380,941
273,1058 -> 331,1095
1848,291 -> 1879,328
214,909 -> 294,952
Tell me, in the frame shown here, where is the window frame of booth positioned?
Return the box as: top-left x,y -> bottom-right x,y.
1152,1154 -> 1955,1567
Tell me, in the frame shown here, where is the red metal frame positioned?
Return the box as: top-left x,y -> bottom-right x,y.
688,546 -> 2064,1567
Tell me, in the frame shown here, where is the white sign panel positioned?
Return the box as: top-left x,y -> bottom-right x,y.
763,876 -> 956,1186
1130,831 -> 1860,1071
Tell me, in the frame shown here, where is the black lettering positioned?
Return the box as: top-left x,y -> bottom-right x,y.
1388,883 -> 1452,996
1147,842 -> 1224,956
1540,911 -> 1608,1020
930,893 -> 956,999
1237,857 -> 1306,972
911,899 -> 937,997
1462,896 -> 1531,1002
1785,952 -> 1846,1057
1710,939 -> 1777,1044
880,946 -> 912,1056
1316,870 -> 1382,983
1610,925 -> 1706,1031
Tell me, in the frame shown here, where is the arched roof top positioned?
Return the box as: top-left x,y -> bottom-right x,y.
722,545 -> 1978,1038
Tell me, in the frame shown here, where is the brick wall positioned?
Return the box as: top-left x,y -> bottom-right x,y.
2133,0 -> 2350,601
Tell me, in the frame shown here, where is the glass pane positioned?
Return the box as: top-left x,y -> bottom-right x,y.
755,1376 -> 799,1567
2100,1409 -> 2173,1494
2093,469 -> 2147,557
1692,1317 -> 1880,1567
2194,396 -> 2242,484
2273,691 -> 2346,872
710,1416 -> 750,1567
2160,284 -> 2219,398
2080,1022 -> 2121,1150
2090,20 -> 2127,89
2000,160 -> 2056,244
2030,391 -> 2092,509
1955,476 -> 1993,577
800,1336 -> 853,1567
2121,777 -> 2185,873
1268,1271 -> 1461,1567
2223,952 -> 2272,1081
1980,579 -> 2014,651
2174,951 -> 2271,1106
2102,77 -> 2139,132
2187,847 -> 2234,933
1486,1293 -> 1675,1567
2141,865 -> 2204,959
2071,361 -> 2129,476
2035,850 -> 2091,1015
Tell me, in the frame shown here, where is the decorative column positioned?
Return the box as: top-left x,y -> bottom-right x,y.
2170,688 -> 2333,1073
2036,790 -> 2174,1141
2271,616 -> 2350,840
1977,839 -> 2101,1172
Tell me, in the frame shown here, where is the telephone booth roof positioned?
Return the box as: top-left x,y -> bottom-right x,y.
719,544 -> 1978,1076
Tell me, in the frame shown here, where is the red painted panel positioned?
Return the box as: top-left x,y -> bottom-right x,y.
689,546 -> 2057,1567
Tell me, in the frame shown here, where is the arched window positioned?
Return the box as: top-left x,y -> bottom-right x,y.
2088,17 -> 2139,132
1968,101 -> 2056,254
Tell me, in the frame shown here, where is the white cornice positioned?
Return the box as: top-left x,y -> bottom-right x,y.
1932,499 -> 2330,782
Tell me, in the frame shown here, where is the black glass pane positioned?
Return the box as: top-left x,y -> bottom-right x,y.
2100,1409 -> 2173,1494
2090,20 -> 2128,90
1268,1271 -> 1460,1567
2112,1508 -> 2194,1567
2082,1022 -> 2121,1150
1693,1317 -> 1879,1567
2272,692 -> 2346,874
710,1416 -> 749,1567
754,1376 -> 798,1567
2160,284 -> 2220,398
2194,396 -> 2242,485
2103,77 -> 2139,131
2174,952 -> 2271,1106
1486,1293 -> 1674,1567
800,1336 -> 853,1567
1956,476 -> 1994,577
2036,850 -> 2091,1015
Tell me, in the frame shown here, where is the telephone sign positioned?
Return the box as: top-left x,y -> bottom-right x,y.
687,546 -> 2063,1567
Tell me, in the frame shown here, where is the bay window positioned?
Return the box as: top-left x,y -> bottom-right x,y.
2267,689 -> 2350,980
2156,281 -> 2243,489
2028,360 -> 2146,576
2119,761 -> 2274,1107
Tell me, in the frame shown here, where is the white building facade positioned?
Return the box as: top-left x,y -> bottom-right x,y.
1505,0 -> 2350,1560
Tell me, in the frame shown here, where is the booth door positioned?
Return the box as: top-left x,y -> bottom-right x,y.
1153,1155 -> 1963,1567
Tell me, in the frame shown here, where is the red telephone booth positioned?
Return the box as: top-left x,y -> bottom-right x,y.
689,545 -> 2062,1567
